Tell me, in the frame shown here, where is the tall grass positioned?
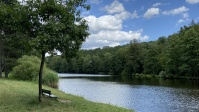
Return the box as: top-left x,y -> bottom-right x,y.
43,69 -> 59,88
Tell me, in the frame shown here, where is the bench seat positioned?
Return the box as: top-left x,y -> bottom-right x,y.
42,89 -> 57,99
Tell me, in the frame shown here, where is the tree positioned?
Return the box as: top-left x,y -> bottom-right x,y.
21,0 -> 90,102
111,48 -> 126,75
102,53 -> 112,74
125,39 -> 142,75
83,54 -> 92,73
142,37 -> 168,75
0,43 -> 4,78
0,0 -> 28,78
165,34 -> 181,75
0,0 -> 17,5
165,22 -> 199,77
156,37 -> 168,72
178,23 -> 199,77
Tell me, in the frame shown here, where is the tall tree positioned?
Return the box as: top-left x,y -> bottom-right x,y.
178,23 -> 199,77
124,39 -> 142,75
0,0 -> 27,78
23,0 -> 90,102
165,34 -> 181,75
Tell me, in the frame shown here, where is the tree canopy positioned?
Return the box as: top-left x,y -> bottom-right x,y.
0,0 -> 28,78
24,0 -> 90,56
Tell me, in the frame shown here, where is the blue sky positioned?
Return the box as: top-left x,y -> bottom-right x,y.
81,0 -> 199,49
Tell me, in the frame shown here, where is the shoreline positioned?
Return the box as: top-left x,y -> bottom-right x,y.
0,79 -> 133,112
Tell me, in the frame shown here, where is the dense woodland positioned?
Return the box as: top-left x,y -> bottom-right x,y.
47,22 -> 199,78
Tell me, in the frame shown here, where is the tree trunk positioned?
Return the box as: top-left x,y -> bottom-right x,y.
39,51 -> 46,102
0,67 -> 2,78
0,57 -> 2,78
5,69 -> 9,78
0,44 -> 3,78
0,62 -> 3,78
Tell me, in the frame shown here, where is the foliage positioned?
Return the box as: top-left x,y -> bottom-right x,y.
47,22 -> 199,79
22,0 -> 90,57
11,55 -> 40,81
0,0 -> 28,78
43,69 -> 59,88
11,55 -> 58,87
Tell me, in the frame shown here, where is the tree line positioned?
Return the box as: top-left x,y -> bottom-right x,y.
47,21 -> 199,78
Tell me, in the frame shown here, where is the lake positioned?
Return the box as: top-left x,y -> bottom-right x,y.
58,73 -> 199,112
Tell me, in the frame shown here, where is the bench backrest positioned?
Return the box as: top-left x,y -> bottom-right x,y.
42,89 -> 51,94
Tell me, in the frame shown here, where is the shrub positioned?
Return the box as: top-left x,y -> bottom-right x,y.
43,69 -> 58,88
11,55 -> 58,88
11,55 -> 40,81
145,74 -> 152,79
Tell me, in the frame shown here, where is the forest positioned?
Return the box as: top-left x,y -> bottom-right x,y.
46,21 -> 199,78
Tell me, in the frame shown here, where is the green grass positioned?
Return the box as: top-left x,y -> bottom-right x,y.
0,79 -> 133,112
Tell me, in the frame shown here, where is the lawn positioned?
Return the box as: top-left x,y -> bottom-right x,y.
0,79 -> 133,112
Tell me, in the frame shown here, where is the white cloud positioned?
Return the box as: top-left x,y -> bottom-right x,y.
162,6 -> 189,15
83,14 -> 149,49
132,10 -> 139,19
90,0 -> 103,4
85,15 -> 122,33
103,0 -> 125,14
143,8 -> 160,18
176,13 -> 190,25
153,3 -> 162,7
114,11 -> 131,20
102,0 -> 132,20
183,13 -> 189,19
91,30 -> 143,42
140,35 -> 149,41
178,19 -> 185,24
82,30 -> 149,49
186,0 -> 199,4
83,0 -> 150,49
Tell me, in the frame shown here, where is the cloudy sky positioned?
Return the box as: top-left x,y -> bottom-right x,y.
81,0 -> 199,49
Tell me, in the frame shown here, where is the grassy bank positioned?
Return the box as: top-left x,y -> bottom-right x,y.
0,79 -> 132,112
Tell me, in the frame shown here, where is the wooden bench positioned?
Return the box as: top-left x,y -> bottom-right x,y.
42,89 -> 57,100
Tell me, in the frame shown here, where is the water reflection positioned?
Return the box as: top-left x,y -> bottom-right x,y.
88,75 -> 199,89
58,74 -> 199,112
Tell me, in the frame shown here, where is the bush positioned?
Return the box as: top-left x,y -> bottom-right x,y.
43,69 -> 58,88
11,55 -> 58,88
11,55 -> 40,81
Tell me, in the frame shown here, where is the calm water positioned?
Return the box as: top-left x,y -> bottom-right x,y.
58,73 -> 199,112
